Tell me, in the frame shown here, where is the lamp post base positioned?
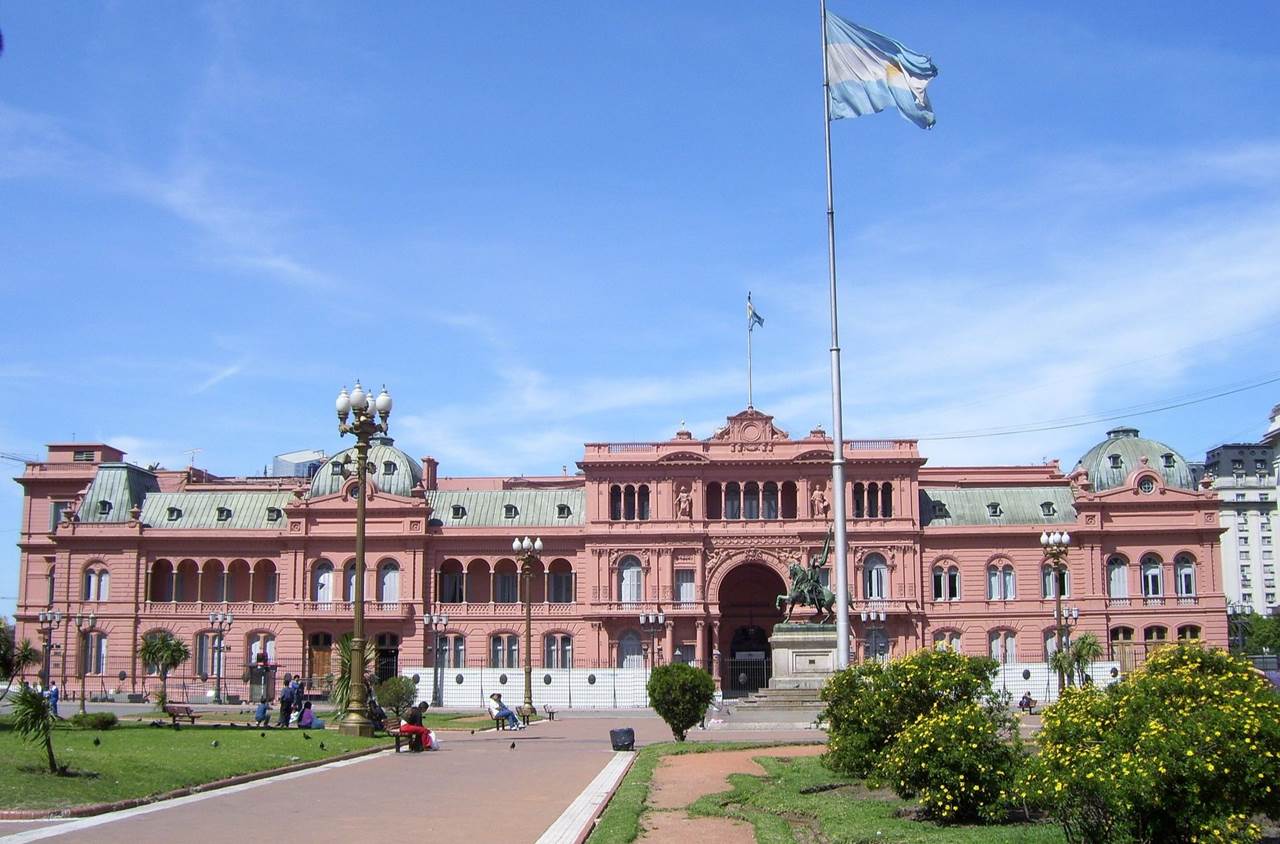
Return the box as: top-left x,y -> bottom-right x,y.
517,703 -> 537,721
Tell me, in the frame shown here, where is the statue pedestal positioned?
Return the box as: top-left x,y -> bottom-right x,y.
769,623 -> 838,690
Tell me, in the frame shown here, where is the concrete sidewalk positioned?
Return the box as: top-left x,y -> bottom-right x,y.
1,715 -> 823,844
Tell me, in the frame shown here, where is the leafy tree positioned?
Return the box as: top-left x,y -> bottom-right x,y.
646,663 -> 715,741
136,631 -> 190,708
877,701 -> 1025,823
11,684 -> 61,775
374,676 -> 419,724
1,626 -> 40,700
821,648 -> 1001,776
1247,613 -> 1280,655
1068,632 -> 1103,685
331,633 -> 377,719
1023,644 -> 1280,843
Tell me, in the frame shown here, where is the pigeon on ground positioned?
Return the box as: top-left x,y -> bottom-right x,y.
470,730 -> 475,735
302,733 -> 311,740
510,742 -> 516,750
260,732 -> 266,738
319,742 -> 325,750
211,740 -> 219,748
92,737 -> 100,746
212,723 -> 220,729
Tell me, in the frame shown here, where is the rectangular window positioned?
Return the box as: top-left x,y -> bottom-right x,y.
675,570 -> 696,604
1264,551 -> 1274,560
1142,566 -> 1162,597
1236,494 -> 1248,501
1240,535 -> 1250,546
440,572 -> 464,603
73,450 -> 94,462
549,571 -> 574,603
1241,550 -> 1251,560
49,501 -> 69,530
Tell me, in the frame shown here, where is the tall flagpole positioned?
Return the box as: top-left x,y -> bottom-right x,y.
820,0 -> 851,669
747,294 -> 754,409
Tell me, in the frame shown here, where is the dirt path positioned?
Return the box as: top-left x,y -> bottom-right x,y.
638,745 -> 824,843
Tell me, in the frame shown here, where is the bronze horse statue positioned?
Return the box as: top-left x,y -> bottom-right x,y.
775,528 -> 843,623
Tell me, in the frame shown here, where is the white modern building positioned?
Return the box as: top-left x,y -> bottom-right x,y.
1206,404 -> 1280,615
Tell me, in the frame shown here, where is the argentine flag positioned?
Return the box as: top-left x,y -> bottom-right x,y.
825,12 -> 937,129
747,293 -> 764,330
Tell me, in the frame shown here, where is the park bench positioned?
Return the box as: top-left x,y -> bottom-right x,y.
389,727 -> 425,753
163,704 -> 203,726
494,710 -> 530,730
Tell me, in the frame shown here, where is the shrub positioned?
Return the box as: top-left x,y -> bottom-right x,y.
647,663 -> 715,741
70,711 -> 118,731
1023,644 -> 1280,844
374,676 -> 418,724
821,648 -> 1001,776
876,701 -> 1024,823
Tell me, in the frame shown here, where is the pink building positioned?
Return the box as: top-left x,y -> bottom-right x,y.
12,408 -> 1226,704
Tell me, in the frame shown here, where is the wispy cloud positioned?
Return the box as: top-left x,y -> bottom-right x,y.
191,360 -> 247,394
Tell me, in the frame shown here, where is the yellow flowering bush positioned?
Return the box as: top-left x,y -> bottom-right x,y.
876,701 -> 1024,823
1023,644 -> 1280,843
821,648 -> 1001,777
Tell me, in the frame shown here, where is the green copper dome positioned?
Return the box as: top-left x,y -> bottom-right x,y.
308,436 -> 423,498
1074,427 -> 1194,492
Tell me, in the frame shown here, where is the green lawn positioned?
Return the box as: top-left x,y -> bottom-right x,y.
589,743 -> 1064,844
0,720 -> 387,811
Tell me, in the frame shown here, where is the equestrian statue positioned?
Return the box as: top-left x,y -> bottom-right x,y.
775,527 -> 845,624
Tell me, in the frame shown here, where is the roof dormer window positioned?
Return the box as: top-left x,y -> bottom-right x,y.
1162,453 -> 1176,468
266,507 -> 282,522
451,504 -> 466,519
166,506 -> 182,521
1109,454 -> 1123,469
216,507 -> 232,522
383,461 -> 397,475
330,463 -> 343,476
97,500 -> 112,516
503,504 -> 519,519
932,501 -> 949,518
1041,501 -> 1056,517
556,504 -> 572,519
73,450 -> 94,462
987,502 -> 1003,518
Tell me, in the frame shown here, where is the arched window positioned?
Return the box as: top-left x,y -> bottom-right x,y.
82,564 -> 110,601
1174,554 -> 1196,596
863,553 -> 887,600
705,482 -> 722,520
312,560 -> 334,602
149,560 -> 174,603
725,482 -> 741,519
543,633 -> 572,668
780,481 -> 798,519
623,485 -> 636,520
439,559 -> 464,603
637,484 -> 650,520
1107,555 -> 1129,598
343,561 -> 357,601
1110,626 -> 1135,670
465,559 -> 490,603
376,560 -> 400,603
1144,625 -> 1168,645
248,633 -> 276,665
617,631 -> 644,668
618,556 -> 643,603
443,634 -> 466,668
989,630 -> 1017,664
863,628 -> 889,662
987,563 -> 1015,600
932,630 -> 961,651
853,482 -> 865,518
489,633 -> 519,668
932,564 -> 960,601
1177,625 -> 1201,641
81,632 -> 108,675
609,485 -> 623,520
548,559 -> 574,603
867,482 -> 880,518
494,559 -> 519,603
1044,628 -> 1071,658
252,560 -> 277,603
762,482 -> 779,520
1140,554 -> 1163,597
743,482 -> 760,519
880,482 -> 893,518
1042,564 -> 1070,598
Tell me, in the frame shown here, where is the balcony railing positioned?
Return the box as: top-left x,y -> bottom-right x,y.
1106,597 -> 1131,608
434,602 -> 578,617
299,601 -> 413,617
144,601 -> 277,614
1176,596 -> 1199,606
1143,596 -> 1166,607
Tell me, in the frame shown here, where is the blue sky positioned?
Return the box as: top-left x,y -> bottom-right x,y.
2,3 -> 1279,617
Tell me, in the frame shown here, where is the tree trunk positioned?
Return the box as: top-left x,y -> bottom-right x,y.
43,734 -> 57,775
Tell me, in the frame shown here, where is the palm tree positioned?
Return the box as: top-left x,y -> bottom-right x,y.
331,633 -> 377,718
1070,633 -> 1103,685
11,684 -> 60,774
137,631 -> 190,708
1048,647 -> 1075,687
2,637 -> 40,701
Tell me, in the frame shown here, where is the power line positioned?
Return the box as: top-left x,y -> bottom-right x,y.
917,373 -> 1280,442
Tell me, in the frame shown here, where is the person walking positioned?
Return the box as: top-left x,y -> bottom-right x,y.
46,681 -> 61,718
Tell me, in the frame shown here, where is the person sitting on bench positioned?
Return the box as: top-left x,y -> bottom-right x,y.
1018,691 -> 1037,713
487,693 -> 522,730
397,702 -> 430,750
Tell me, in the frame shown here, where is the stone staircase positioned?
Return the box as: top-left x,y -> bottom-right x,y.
732,686 -> 825,710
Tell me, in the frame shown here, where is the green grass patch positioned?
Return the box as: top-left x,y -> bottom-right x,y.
689,755 -> 1064,843
0,720 -> 386,811
589,743 -> 1062,844
587,741 -> 810,844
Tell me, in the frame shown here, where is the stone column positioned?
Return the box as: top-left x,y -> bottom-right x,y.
170,568 -> 177,603
695,619 -> 706,668
663,620 -> 675,665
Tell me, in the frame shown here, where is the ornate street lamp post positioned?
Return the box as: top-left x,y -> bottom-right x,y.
1227,601 -> 1254,653
639,609 -> 666,667
36,610 -> 63,690
512,535 -> 542,721
208,611 -> 233,704
335,381 -> 393,737
1040,530 -> 1072,692
423,612 -> 449,708
73,612 -> 96,715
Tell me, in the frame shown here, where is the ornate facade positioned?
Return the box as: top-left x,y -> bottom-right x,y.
12,408 -> 1227,702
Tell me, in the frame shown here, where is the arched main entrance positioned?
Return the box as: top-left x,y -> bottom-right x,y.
717,562 -> 786,697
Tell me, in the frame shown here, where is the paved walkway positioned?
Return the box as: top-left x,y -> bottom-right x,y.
1,714 -> 822,844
